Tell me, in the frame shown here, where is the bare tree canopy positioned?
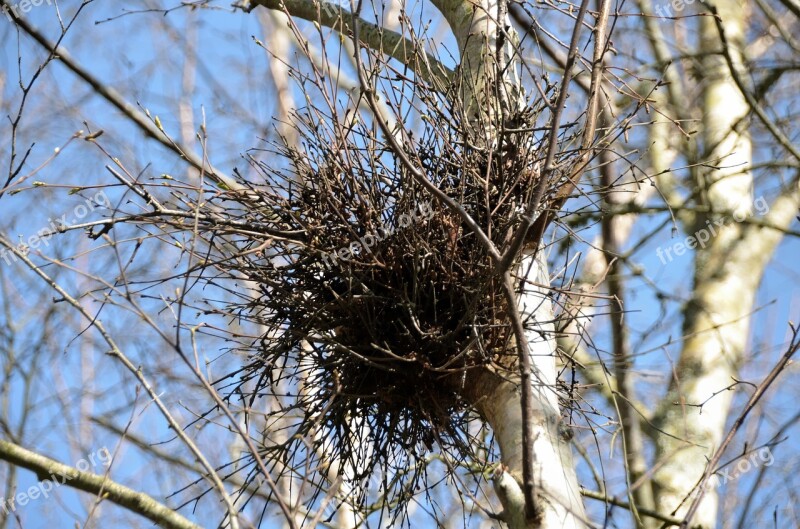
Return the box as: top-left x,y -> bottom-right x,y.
0,1 -> 798,529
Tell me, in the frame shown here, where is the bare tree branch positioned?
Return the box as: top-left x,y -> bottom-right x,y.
681,324 -> 800,528
0,439 -> 202,529
3,4 -> 239,190
243,0 -> 453,87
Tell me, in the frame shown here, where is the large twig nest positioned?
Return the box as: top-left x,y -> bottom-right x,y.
202,84 -> 582,513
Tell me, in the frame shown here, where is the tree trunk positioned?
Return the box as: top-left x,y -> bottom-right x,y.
425,0 -> 588,525
653,2 -> 754,526
462,249 -> 588,529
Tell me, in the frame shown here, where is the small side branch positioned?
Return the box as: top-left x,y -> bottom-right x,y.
5,7 -> 238,189
581,488 -> 682,527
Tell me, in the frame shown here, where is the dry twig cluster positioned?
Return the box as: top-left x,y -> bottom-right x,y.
176,74 -> 585,514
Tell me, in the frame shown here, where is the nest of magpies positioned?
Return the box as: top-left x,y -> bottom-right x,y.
206,86 -> 580,517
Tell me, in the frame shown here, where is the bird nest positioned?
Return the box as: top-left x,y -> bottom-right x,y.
204,86 -> 577,515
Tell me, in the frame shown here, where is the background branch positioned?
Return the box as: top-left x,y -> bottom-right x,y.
0,439 -> 202,529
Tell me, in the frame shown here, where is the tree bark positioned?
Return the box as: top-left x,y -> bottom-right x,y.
653,2 -> 754,526
425,0 -> 587,524
462,249 -> 589,529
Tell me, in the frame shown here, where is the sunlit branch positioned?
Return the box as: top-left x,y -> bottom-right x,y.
0,439 -> 202,529
243,0 -> 454,87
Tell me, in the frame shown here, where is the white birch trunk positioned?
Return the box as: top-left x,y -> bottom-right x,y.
653,2 -> 753,526
431,0 -> 523,134
463,249 -> 589,529
424,0 -> 587,525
